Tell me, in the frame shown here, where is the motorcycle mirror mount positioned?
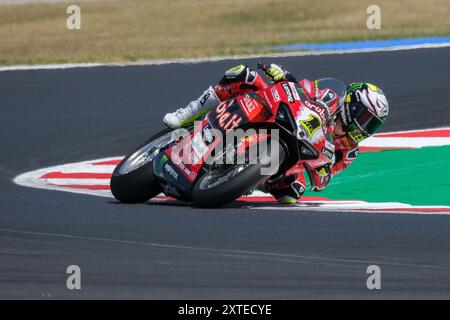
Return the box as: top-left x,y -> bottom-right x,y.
257,62 -> 269,72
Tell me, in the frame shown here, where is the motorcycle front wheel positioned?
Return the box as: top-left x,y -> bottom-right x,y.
110,128 -> 174,203
191,138 -> 286,207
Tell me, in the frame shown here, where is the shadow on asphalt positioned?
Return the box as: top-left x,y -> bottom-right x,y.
107,199 -> 285,210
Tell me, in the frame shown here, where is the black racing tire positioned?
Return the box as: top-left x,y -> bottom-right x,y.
110,128 -> 173,203
191,139 -> 286,207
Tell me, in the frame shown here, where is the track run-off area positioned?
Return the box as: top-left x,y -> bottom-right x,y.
1,47 -> 450,298
14,127 -> 450,215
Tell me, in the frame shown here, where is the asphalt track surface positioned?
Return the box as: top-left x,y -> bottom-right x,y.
1,48 -> 450,299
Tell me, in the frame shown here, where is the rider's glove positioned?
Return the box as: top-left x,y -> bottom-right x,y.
264,63 -> 287,82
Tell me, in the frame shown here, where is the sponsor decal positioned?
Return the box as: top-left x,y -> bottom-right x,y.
322,147 -> 334,159
192,131 -> 209,159
164,163 -> 179,181
304,100 -> 328,120
202,125 -> 215,144
321,89 -> 335,103
188,152 -> 200,166
176,161 -> 192,176
170,149 -> 193,177
282,83 -> 294,103
271,87 -> 281,102
247,70 -> 257,83
288,82 -> 300,101
214,84 -> 231,93
157,154 -> 169,172
322,139 -> 335,160
215,100 -> 229,114
348,127 -> 367,143
315,99 -> 332,118
216,100 -> 243,130
241,94 -> 258,117
299,114 -> 322,138
199,92 -> 210,106
327,91 -> 335,100
220,113 -> 242,130
347,147 -> 360,160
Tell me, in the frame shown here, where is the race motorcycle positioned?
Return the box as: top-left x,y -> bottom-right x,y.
110,64 -> 346,207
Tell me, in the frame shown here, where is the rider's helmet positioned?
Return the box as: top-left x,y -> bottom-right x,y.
340,82 -> 389,143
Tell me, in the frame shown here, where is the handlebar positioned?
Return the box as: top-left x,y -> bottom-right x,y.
257,62 -> 269,73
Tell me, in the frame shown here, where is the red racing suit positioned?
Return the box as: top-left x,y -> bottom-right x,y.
212,66 -> 359,199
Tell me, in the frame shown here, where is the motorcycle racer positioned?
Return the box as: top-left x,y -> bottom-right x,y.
163,64 -> 389,204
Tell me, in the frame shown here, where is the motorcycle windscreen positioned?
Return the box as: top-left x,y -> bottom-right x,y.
315,78 -> 347,99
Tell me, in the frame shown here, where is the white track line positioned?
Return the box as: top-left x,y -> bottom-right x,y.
253,205 -> 450,216
1,43 -> 450,72
361,137 -> 450,148
0,227 -> 444,268
375,126 -> 450,136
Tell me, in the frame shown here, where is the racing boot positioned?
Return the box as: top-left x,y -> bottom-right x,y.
261,174 -> 306,205
214,64 -> 268,100
163,86 -> 221,128
271,180 -> 306,204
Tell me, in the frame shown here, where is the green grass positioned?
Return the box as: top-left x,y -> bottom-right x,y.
1,0 -> 450,65
305,146 -> 450,206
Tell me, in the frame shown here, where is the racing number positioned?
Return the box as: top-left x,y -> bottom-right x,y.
299,114 -> 321,138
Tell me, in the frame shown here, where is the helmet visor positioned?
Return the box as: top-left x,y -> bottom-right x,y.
355,109 -> 384,135
352,101 -> 384,132
347,104 -> 384,142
